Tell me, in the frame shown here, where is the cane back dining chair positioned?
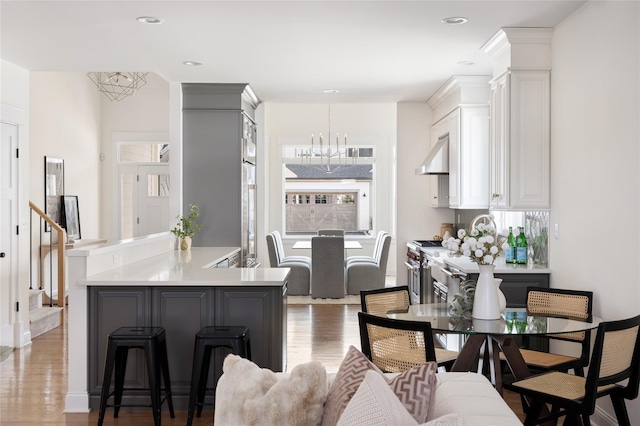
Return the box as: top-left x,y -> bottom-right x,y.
360,286 -> 458,371
358,311 -> 438,374
520,287 -> 594,376
505,314 -> 640,426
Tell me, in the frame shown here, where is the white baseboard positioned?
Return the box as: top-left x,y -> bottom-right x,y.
64,392 -> 90,413
15,320 -> 31,348
591,404 -> 618,426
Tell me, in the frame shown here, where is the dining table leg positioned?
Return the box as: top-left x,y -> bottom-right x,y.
450,334 -> 486,372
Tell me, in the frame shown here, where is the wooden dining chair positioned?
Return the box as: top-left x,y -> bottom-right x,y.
520,287 -> 593,376
360,286 -> 458,371
505,314 -> 640,426
358,311 -> 438,373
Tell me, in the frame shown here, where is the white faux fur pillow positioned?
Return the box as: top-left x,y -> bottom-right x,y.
214,354 -> 328,426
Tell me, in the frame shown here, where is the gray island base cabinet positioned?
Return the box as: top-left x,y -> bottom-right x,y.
88,284 -> 286,410
64,235 -> 289,413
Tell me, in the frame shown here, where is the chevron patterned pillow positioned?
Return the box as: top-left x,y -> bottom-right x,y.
321,345 -> 438,426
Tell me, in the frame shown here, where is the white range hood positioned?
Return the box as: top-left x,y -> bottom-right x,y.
415,134 -> 449,175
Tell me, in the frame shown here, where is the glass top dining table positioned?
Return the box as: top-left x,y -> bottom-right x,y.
387,304 -> 601,395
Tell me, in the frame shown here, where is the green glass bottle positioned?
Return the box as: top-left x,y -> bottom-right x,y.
505,227 -> 516,264
516,226 -> 528,264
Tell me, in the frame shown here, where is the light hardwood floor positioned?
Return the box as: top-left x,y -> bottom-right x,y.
0,304 -> 525,425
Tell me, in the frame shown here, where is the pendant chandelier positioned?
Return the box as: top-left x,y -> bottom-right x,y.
87,72 -> 149,102
304,105 -> 348,174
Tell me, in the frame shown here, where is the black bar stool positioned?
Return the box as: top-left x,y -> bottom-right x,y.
97,326 -> 175,426
186,326 -> 251,426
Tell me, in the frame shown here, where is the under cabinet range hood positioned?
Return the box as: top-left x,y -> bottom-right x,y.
415,134 -> 449,175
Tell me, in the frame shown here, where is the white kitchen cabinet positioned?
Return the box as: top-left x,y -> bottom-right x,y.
447,106 -> 490,209
489,70 -> 550,210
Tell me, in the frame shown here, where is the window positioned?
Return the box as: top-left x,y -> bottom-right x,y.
282,145 -> 374,235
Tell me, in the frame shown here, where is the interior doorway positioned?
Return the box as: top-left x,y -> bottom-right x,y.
117,143 -> 170,239
0,122 -> 19,348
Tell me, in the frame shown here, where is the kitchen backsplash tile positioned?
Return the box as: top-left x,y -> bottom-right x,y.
459,209 -> 549,267
525,211 -> 549,267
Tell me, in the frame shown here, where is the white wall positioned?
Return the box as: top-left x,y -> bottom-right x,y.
551,1 -> 639,423
99,73 -> 170,239
396,102 -> 455,285
265,103 -> 397,273
1,60 -> 31,347
29,73 -> 102,239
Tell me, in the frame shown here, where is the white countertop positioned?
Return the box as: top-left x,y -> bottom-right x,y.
79,247 -> 290,287
442,254 -> 551,274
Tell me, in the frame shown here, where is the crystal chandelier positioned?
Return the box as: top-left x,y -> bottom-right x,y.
303,105 -> 349,174
87,72 -> 149,102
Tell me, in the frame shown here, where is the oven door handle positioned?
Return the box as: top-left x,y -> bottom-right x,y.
442,268 -> 467,280
404,261 -> 419,270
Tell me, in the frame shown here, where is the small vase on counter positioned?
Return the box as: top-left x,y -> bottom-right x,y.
179,236 -> 192,251
472,264 -> 502,320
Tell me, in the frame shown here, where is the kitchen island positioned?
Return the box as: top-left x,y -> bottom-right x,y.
64,233 -> 290,413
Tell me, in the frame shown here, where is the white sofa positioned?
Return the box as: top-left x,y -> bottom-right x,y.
214,352 -> 522,426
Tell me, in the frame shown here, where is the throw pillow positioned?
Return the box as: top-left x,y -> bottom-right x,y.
337,371 -> 463,426
215,354 -> 327,426
336,370 -> 420,426
321,345 -> 438,426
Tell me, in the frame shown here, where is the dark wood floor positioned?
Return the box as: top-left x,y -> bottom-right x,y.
0,303 -> 525,424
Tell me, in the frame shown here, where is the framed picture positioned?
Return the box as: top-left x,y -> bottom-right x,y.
62,195 -> 81,242
44,156 -> 64,231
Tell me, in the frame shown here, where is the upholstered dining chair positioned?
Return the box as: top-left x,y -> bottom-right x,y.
266,233 -> 311,296
345,231 -> 388,267
505,314 -> 640,426
311,235 -> 345,298
270,230 -> 311,266
317,229 -> 345,236
345,233 -> 391,295
519,287 -> 594,376
358,311 -> 438,373
360,286 -> 458,371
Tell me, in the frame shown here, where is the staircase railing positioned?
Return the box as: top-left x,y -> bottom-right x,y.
29,201 -> 66,308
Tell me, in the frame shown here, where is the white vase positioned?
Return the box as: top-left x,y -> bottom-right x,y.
472,264 -> 502,320
495,278 -> 507,313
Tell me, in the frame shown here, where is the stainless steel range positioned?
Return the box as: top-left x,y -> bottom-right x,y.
406,240 -> 467,352
405,240 -> 445,305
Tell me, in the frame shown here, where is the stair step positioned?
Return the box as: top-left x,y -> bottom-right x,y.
29,289 -> 45,311
29,307 -> 63,339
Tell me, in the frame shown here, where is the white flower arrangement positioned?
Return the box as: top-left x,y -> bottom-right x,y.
442,222 -> 510,265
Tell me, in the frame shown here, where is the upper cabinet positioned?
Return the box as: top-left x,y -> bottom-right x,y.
427,76 -> 491,209
482,28 -> 552,210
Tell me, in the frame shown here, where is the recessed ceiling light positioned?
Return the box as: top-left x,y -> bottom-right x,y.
457,61 -> 474,66
136,16 -> 165,25
182,61 -> 203,66
323,89 -> 340,94
442,17 -> 468,25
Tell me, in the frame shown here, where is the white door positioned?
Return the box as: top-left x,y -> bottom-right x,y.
118,164 -> 170,239
0,122 -> 19,347
136,164 -> 170,237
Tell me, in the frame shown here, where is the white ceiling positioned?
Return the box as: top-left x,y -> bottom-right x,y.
1,1 -> 585,103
